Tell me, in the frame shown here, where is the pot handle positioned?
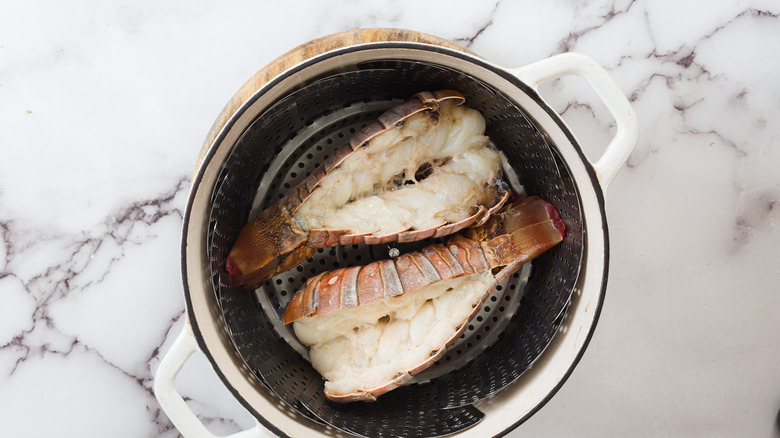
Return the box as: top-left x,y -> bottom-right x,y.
154,320 -> 273,438
511,53 -> 638,191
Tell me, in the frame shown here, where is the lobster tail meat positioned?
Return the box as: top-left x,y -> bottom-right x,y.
285,196 -> 565,402
226,90 -> 510,287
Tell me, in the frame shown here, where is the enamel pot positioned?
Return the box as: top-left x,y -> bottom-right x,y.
154,29 -> 638,438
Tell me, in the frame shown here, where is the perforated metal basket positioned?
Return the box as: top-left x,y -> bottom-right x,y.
155,30 -> 638,438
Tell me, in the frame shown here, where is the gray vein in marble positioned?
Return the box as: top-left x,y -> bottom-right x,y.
0,177 -> 189,378
682,127 -> 747,157
555,0 -> 638,54
145,312 -> 186,373
152,407 -> 179,438
146,312 -> 191,436
1,176 -> 191,436
731,188 -> 780,253
0,221 -> 11,273
589,5 -> 778,102
667,91 -> 748,157
699,8 -> 778,41
454,0 -> 500,48
629,6 -> 779,93
619,6 -> 780,169
624,144 -> 658,170
559,101 -> 599,123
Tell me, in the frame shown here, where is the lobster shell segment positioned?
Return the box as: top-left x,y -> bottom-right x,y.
285,196 -> 565,402
225,202 -> 314,288
227,90 -> 511,288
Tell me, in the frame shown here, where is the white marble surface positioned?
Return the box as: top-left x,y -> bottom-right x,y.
2,1 -> 779,437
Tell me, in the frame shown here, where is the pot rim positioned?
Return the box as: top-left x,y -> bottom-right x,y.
181,41 -> 609,438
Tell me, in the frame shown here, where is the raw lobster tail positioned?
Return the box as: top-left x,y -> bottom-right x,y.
226,90 -> 511,288
284,196 -> 565,402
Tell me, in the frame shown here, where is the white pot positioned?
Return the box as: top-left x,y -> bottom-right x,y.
154,30 -> 638,438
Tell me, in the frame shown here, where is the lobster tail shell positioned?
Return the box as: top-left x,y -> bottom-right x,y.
284,196 -> 564,325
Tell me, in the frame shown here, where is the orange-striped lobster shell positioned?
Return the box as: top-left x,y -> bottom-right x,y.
284,196 -> 565,402
226,90 -> 510,288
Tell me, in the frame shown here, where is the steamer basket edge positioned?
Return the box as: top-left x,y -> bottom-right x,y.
158,31 -> 631,438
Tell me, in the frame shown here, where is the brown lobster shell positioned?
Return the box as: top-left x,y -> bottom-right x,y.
226,90 -> 510,288
284,196 -> 565,402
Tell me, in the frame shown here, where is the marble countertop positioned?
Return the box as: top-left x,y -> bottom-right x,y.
2,1 -> 779,437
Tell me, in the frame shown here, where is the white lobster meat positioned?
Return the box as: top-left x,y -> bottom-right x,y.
295,100 -> 500,234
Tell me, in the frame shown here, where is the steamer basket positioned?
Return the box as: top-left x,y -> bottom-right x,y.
155,29 -> 638,438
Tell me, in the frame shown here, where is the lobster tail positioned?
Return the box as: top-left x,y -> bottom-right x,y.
285,196 -> 565,402
226,90 -> 512,288
285,196 -> 564,324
